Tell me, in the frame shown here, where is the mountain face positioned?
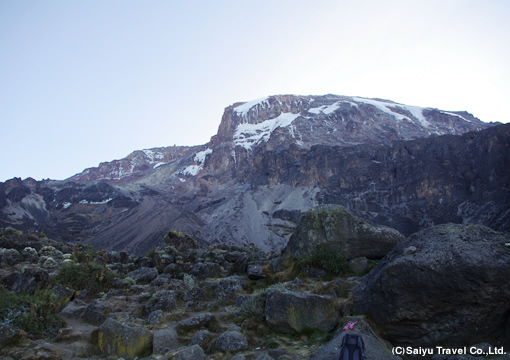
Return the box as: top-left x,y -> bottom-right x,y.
1,94 -> 507,255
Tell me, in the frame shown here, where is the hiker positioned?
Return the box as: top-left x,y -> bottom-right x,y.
339,333 -> 365,360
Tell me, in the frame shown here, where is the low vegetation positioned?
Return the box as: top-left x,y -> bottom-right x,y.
297,243 -> 348,275
0,286 -> 65,339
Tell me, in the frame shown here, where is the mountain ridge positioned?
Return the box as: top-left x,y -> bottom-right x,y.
1,94 -> 507,255
69,94 -> 494,185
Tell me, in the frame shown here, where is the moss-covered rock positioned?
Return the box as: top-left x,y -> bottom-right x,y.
285,204 -> 404,260
97,318 -> 153,359
265,288 -> 340,334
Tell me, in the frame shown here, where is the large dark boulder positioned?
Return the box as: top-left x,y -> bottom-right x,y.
265,288 -> 340,334
97,318 -> 153,359
126,267 -> 158,284
352,223 -> 510,347
215,331 -> 249,353
145,290 -> 177,313
285,205 -> 404,260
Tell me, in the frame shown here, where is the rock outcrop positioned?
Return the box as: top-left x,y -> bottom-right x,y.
353,223 -> 510,347
285,204 -> 404,260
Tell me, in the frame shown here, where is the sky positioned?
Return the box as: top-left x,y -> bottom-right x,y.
1,0 -> 509,182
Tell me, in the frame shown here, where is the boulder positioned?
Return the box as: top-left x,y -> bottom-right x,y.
217,275 -> 247,301
183,286 -> 205,302
253,354 -> 273,360
310,316 -> 400,360
152,273 -> 173,287
225,251 -> 249,273
265,288 -> 340,334
189,261 -> 222,279
285,205 -> 404,260
230,355 -> 247,360
135,256 -> 156,268
215,331 -> 249,352
83,303 -> 106,326
353,223 -> 510,346
145,290 -> 177,313
170,344 -> 205,360
153,326 -> 180,354
247,264 -> 266,280
190,329 -> 213,347
147,310 -> 164,325
348,257 -> 368,274
58,300 -> 86,320
97,318 -> 153,359
126,267 -> 158,284
177,313 -> 212,330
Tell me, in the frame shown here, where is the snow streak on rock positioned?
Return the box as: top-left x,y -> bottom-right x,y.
234,113 -> 300,151
182,148 -> 213,176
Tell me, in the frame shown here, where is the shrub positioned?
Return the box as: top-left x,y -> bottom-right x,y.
239,282 -> 291,321
54,261 -> 115,295
72,243 -> 102,264
298,244 -> 348,275
239,289 -> 267,321
0,286 -> 65,339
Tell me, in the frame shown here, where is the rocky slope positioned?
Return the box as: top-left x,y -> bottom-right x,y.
1,206 -> 508,359
0,94 -> 506,256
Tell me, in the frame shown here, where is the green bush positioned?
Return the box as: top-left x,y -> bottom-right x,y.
72,243 -> 103,264
0,287 -> 65,339
239,289 -> 267,321
298,244 -> 348,275
239,282 -> 291,321
54,261 -> 114,295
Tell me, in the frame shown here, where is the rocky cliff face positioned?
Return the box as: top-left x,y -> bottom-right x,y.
0,94 -> 506,255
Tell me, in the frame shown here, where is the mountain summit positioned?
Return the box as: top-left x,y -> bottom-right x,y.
1,94 -> 507,255
71,94 -> 491,184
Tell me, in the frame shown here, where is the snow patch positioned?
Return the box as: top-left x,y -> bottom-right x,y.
233,97 -> 269,116
143,149 -> 164,162
194,148 -> 213,163
182,165 -> 202,176
234,112 -> 301,151
79,198 -> 113,205
63,202 -> 71,209
441,111 -> 472,122
181,148 -> 212,176
308,101 -> 356,115
353,97 -> 431,127
153,162 -> 167,169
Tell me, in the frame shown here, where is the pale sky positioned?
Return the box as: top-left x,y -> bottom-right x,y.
1,0 -> 509,182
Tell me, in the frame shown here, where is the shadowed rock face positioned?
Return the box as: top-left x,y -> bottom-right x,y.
0,95 -> 507,255
265,288 -> 341,334
285,204 -> 404,260
352,223 -> 510,347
